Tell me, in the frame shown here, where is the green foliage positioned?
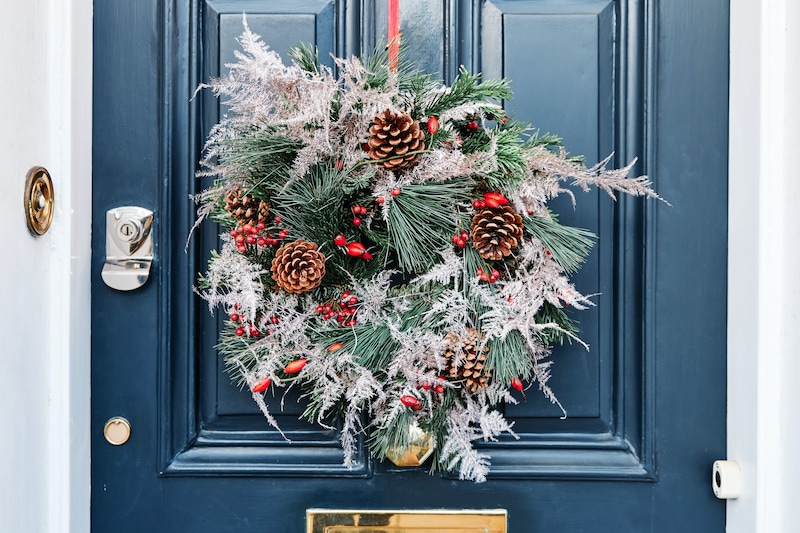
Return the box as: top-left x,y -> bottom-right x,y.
486,330 -> 531,383
425,66 -> 512,117
387,181 -> 471,273
217,129 -> 297,186
535,301 -> 579,345
524,213 -> 595,274
288,42 -> 319,74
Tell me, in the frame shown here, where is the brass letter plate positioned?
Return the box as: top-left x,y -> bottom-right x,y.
306,509 -> 506,533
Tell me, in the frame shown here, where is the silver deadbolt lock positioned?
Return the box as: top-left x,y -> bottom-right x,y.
101,206 -> 154,291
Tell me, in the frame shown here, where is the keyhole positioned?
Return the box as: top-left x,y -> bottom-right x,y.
715,470 -> 722,488
121,223 -> 133,237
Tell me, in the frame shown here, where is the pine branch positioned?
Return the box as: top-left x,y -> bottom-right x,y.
288,42 -> 320,75
387,181 -> 470,273
524,213 -> 595,274
425,66 -> 512,117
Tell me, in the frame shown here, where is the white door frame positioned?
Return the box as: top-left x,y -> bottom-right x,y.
727,0 -> 800,531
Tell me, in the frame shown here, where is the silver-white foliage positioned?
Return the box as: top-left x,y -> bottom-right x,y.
198,238 -> 266,325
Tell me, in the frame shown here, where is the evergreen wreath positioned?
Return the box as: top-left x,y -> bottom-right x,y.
193,21 -> 661,482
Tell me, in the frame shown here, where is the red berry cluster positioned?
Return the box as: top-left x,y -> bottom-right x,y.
351,204 -> 367,226
472,191 -> 509,210
451,230 -> 469,249
229,304 -> 280,338
315,290 -> 359,327
419,375 -> 446,394
476,267 -> 500,283
230,217 -> 288,254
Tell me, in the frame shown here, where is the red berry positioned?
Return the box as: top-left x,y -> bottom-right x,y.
235,234 -> 245,244
500,117 -> 508,124
274,216 -> 282,224
376,196 -> 385,205
348,296 -> 358,305
483,192 -> 509,208
456,238 -> 466,248
249,327 -> 260,338
315,305 -> 324,313
257,238 -> 267,246
511,377 -> 523,392
452,234 -> 459,244
467,121 -> 478,130
270,316 -> 279,325
245,235 -> 256,244
256,222 -> 266,230
230,313 -> 240,322
434,385 -> 444,394
328,343 -> 345,352
230,230 -> 239,237
335,160 -> 343,169
235,327 -> 245,336
345,242 -> 371,260
334,234 -> 347,247
283,358 -> 307,374
391,188 -> 400,196
427,116 -> 439,135
324,304 -> 332,313
480,273 -> 490,282
242,224 -> 252,234
252,377 -> 271,393
460,230 -> 468,240
400,395 -> 421,409
491,269 -> 500,278
476,267 -> 484,275
237,245 -> 247,253
353,217 -> 361,226
422,384 -> 431,390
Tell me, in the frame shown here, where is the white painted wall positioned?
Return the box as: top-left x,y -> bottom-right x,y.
0,1 -> 92,531
728,0 -> 800,531
0,0 -> 796,531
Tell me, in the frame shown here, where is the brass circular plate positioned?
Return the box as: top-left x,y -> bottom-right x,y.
24,166 -> 54,236
103,417 -> 132,446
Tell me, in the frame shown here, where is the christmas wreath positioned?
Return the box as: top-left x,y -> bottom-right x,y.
193,22 -> 660,482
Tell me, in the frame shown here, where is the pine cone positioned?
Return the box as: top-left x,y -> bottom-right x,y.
470,205 -> 524,261
444,328 -> 491,393
270,240 -> 326,294
367,109 -> 426,171
224,187 -> 270,227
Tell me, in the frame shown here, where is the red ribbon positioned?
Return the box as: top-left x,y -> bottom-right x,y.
388,0 -> 400,71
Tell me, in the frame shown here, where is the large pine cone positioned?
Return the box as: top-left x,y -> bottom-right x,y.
224,187 -> 270,227
270,240 -> 326,294
444,328 -> 491,393
470,205 -> 524,261
367,109 -> 426,171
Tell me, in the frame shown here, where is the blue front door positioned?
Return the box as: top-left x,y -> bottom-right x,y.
92,1 -> 728,530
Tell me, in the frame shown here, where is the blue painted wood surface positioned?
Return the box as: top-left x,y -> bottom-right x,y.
92,0 -> 728,530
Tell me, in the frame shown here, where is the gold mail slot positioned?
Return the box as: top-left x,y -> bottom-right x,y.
306,509 -> 506,533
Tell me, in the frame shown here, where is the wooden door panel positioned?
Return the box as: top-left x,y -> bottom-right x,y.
93,0 -> 727,530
